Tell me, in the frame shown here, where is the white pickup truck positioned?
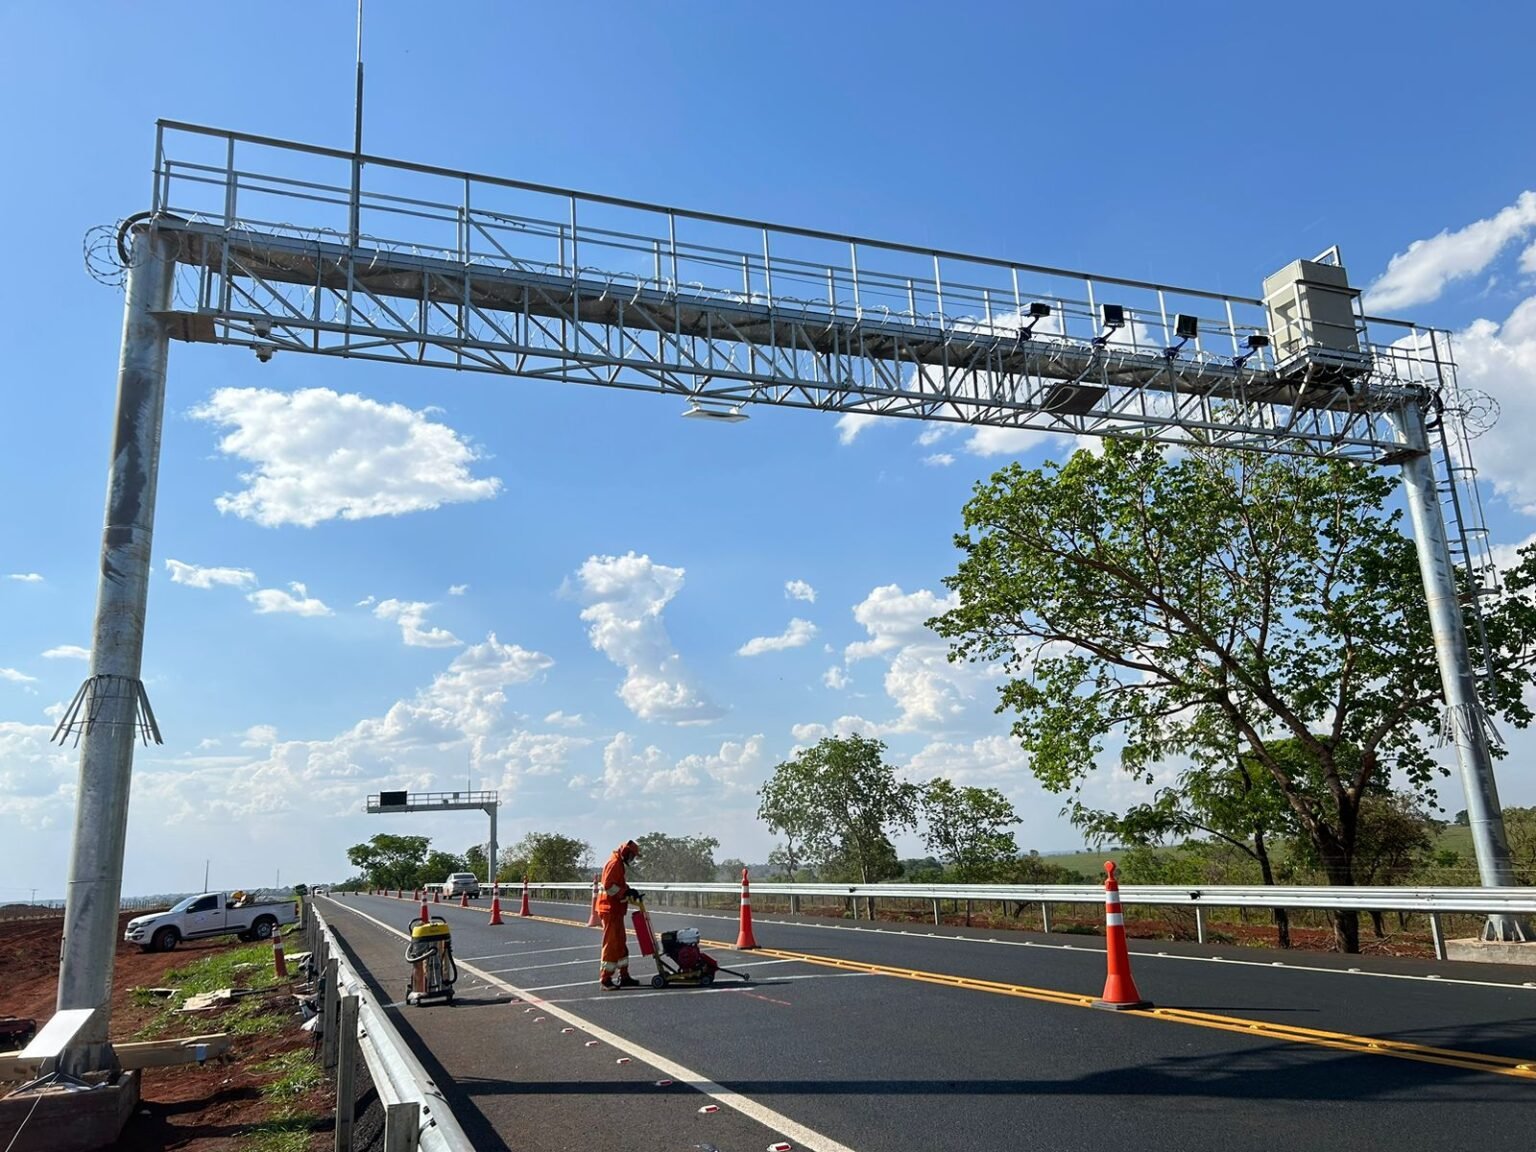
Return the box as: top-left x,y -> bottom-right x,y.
123,891 -> 299,952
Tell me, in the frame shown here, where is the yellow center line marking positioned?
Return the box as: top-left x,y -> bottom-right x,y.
718,939 -> 1536,1082
435,903 -> 1536,1082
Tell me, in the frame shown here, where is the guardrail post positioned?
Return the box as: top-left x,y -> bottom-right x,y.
384,1102 -> 421,1152
334,994 -> 359,1152
322,958 -> 340,1071
932,899 -> 939,926
1040,903 -> 1052,934
1195,906 -> 1208,945
1430,912 -> 1447,960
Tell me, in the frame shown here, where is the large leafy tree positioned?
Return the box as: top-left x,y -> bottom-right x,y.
345,833 -> 431,890
758,735 -> 919,884
920,779 -> 1021,881
633,833 -> 720,882
933,440 -> 1536,952
499,833 -> 591,882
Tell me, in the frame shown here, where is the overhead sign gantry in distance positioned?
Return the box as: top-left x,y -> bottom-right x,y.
365,790 -> 501,895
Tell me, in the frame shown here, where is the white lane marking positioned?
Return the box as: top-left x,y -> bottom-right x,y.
547,972 -> 872,1003
459,944 -> 593,962
513,900 -> 1536,994
327,898 -> 860,1152
483,957 -> 595,976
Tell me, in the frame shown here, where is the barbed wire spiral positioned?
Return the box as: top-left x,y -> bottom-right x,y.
83,222 -> 129,288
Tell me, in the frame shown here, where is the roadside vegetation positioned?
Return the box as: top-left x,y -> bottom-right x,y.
129,938 -> 326,1148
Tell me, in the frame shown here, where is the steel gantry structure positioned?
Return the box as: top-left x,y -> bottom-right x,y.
52,120 -> 1522,1072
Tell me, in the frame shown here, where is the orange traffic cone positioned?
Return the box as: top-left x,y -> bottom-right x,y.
489,892 -> 504,925
419,896 -> 430,923
459,892 -> 469,908
432,889 -> 440,904
585,879 -> 600,928
1093,860 -> 1151,1010
519,875 -> 532,917
735,866 -> 759,949
271,925 -> 288,979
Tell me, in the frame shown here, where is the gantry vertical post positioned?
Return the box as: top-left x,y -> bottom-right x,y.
486,801 -> 498,896
56,222 -> 175,1071
1391,397 -> 1526,941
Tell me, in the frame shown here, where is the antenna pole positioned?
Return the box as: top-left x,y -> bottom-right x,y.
349,0 -> 364,247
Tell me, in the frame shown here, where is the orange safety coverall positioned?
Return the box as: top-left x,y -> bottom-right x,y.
596,848 -> 634,980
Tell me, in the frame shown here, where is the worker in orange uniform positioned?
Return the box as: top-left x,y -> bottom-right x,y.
597,840 -> 643,989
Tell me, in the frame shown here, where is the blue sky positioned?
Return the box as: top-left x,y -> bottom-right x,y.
3,2 -> 1536,899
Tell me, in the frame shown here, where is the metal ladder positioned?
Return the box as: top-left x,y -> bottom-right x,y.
1423,331 -> 1503,745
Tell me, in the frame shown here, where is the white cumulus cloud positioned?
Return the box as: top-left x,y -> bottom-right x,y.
448,584 -> 470,596
1364,191 -> 1536,312
574,553 -> 722,725
0,669 -> 37,684
6,573 -> 42,583
166,559 -> 257,590
190,387 -> 502,528
823,665 -> 848,690
835,413 -> 880,445
738,618 -> 818,657
923,453 -> 955,467
247,582 -> 333,617
544,711 -> 585,729
1454,295 -> 1536,512
374,599 -> 462,648
784,579 -> 817,603
42,646 -> 90,661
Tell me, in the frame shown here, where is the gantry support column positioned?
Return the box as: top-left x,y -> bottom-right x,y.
56,222 -> 175,1071
1392,398 -> 1526,942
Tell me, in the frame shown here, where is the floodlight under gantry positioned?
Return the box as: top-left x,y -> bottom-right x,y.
1164,313 -> 1199,360
1015,300 -> 1053,341
682,402 -> 749,423
1092,303 -> 1126,346
1233,332 -> 1271,370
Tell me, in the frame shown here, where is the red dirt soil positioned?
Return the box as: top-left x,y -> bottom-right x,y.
0,911 -> 332,1150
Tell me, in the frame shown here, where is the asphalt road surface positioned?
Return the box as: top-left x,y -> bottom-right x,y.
319,892 -> 1536,1152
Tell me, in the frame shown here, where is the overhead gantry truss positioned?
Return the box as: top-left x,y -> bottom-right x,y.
141,121 -> 1458,463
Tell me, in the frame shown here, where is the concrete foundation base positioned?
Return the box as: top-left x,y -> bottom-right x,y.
1446,938 -> 1536,966
0,1069 -> 139,1151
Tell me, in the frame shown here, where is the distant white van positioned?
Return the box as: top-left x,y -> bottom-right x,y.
443,872 -> 481,898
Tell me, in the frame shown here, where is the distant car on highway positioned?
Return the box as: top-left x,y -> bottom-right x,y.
123,890 -> 299,952
443,872 -> 481,899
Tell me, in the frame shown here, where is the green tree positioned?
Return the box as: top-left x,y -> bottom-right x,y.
500,833 -> 590,882
1290,790 -> 1440,936
1502,807 -> 1536,885
920,779 -> 1021,881
464,843 -> 488,879
758,735 -> 920,884
633,833 -> 720,882
766,844 -> 802,879
422,849 -> 467,888
345,834 -> 431,890
717,858 -> 748,882
933,441 -> 1536,952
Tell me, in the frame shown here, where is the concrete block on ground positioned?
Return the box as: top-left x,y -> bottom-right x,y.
1445,938 -> 1536,966
0,1069 -> 139,1151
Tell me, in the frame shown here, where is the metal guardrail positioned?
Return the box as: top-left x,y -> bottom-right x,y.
307,901 -> 473,1152
482,879 -> 1535,959
498,879 -> 1536,915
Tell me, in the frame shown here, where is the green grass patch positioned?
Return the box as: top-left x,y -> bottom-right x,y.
132,943 -> 285,1040
255,1049 -> 324,1101
240,1109 -> 321,1152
